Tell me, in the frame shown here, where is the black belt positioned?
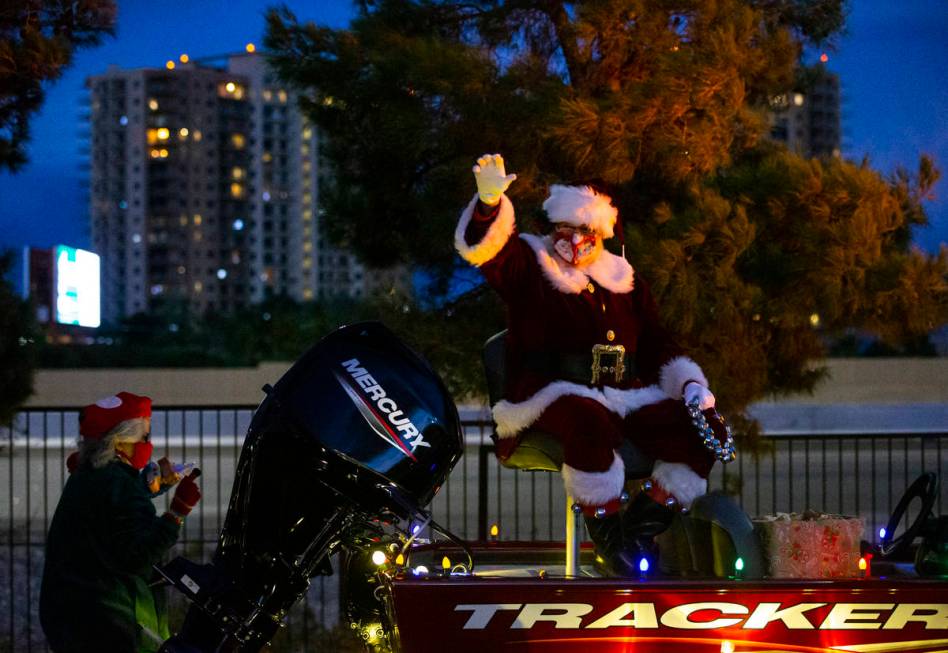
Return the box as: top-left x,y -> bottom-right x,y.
523,345 -> 634,385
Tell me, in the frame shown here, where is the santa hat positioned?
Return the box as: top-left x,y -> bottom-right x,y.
542,184 -> 618,239
79,392 -> 152,440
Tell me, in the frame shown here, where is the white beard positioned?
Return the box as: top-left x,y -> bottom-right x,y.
553,238 -> 575,263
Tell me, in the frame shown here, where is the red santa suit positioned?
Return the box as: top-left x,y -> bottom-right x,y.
455,189 -> 716,511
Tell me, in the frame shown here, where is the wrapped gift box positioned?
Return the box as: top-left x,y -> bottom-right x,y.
753,510 -> 864,578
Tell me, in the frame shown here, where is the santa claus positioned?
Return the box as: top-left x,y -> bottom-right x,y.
456,153 -> 732,575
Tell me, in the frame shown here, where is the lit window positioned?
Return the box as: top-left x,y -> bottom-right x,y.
303,242 -> 313,252
231,183 -> 244,198
302,128 -> 313,139
231,167 -> 245,180
193,130 -> 202,142
216,269 -> 228,280
278,90 -> 288,103
303,193 -> 312,203
156,127 -> 170,140
301,144 -> 310,155
193,281 -> 203,292
119,115 -> 129,126
231,133 -> 245,149
148,98 -> 159,110
262,152 -> 272,163
303,258 -> 312,270
177,265 -> 186,274
194,214 -> 202,225
303,288 -> 313,299
263,90 -> 273,102
194,231 -> 203,242
303,161 -> 312,173
149,149 -> 161,159
220,82 -> 244,100
132,233 -> 142,244
179,53 -> 189,63
159,148 -> 169,158
179,127 -> 189,138
233,219 -> 245,231
793,93 -> 805,106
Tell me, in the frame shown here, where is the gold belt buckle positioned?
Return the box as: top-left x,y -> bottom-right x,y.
591,344 -> 626,384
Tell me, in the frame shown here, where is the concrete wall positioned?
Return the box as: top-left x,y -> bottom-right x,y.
26,357 -> 947,408
27,362 -> 293,407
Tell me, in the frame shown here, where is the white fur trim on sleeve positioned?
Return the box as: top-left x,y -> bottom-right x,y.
658,356 -> 708,399
454,193 -> 516,266
562,452 -> 625,506
602,385 -> 669,418
651,460 -> 707,508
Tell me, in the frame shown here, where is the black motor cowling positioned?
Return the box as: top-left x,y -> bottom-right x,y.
162,322 -> 463,652
264,319 -> 462,509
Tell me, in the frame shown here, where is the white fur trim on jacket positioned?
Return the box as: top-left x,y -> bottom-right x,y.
454,194 -> 516,266
562,452 -> 625,506
492,382 -> 668,439
520,234 -> 634,294
543,185 -> 618,238
659,356 -> 708,399
651,460 -> 707,508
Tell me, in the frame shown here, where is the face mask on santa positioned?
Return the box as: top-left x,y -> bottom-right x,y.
552,224 -> 603,266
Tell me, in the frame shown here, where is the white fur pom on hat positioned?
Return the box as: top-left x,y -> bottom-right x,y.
542,184 -> 618,239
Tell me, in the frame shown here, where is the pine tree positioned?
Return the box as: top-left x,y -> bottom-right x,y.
265,0 -> 947,416
0,253 -> 39,425
0,0 -> 116,171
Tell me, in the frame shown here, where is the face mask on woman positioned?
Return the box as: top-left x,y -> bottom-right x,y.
117,437 -> 154,470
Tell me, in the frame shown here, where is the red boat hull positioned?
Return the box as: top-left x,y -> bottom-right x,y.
387,577 -> 948,652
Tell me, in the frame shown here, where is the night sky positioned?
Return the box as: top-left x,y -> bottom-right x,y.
1,0 -> 945,255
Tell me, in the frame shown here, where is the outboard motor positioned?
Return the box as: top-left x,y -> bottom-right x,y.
159,322 -> 464,652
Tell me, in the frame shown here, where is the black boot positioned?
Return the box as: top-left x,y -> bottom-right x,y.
621,490 -> 676,563
583,511 -> 640,577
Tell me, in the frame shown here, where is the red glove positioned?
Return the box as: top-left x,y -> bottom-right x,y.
170,471 -> 202,518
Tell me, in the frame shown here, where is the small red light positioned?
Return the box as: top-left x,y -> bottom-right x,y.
820,53 -> 829,63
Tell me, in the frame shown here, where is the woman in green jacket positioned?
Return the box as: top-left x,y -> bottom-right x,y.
40,392 -> 202,653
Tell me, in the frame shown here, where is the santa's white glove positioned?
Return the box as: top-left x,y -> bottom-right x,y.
472,153 -> 517,206
684,381 -> 716,410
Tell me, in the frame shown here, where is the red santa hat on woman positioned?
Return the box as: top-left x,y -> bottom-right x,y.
542,184 -> 619,239
79,392 -> 152,439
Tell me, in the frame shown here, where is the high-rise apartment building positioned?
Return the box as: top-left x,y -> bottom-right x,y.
87,51 -> 409,324
768,69 -> 842,159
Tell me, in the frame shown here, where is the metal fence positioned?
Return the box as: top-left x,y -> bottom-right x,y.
1,406 -> 946,651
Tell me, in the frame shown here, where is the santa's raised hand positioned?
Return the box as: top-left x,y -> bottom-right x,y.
473,153 -> 517,206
